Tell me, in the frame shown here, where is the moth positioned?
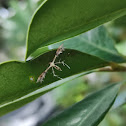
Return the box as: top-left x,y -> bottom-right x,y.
36,44 -> 70,83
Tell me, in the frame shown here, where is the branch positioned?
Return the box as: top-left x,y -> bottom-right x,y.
97,63 -> 126,72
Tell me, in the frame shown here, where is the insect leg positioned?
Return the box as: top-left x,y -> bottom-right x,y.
55,60 -> 70,69
52,67 -> 62,79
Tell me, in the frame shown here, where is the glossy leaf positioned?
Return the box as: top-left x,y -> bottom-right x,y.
43,83 -> 121,126
0,49 -> 108,116
30,26 -> 126,63
26,0 -> 126,58
49,26 -> 126,63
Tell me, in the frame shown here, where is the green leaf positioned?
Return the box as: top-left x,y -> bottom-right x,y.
49,26 -> 126,63
30,26 -> 126,63
0,50 -> 108,116
26,0 -> 126,58
42,83 -> 121,126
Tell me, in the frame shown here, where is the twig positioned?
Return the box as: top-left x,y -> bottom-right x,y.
97,63 -> 126,72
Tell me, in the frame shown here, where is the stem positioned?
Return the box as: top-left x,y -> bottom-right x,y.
97,63 -> 126,72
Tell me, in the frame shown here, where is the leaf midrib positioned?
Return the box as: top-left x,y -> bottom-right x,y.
81,37 -> 119,57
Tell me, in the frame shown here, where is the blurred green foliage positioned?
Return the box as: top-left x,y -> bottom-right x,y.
106,16 -> 126,43
116,40 -> 126,55
0,0 -> 39,60
52,77 -> 89,108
